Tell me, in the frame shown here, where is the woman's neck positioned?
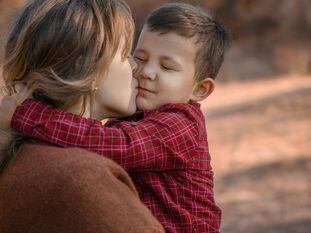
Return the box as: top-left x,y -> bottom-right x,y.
66,99 -> 91,118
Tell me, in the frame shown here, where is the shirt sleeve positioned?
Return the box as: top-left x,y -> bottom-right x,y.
12,99 -> 199,172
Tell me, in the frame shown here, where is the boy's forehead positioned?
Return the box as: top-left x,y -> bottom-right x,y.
136,26 -> 198,59
139,26 -> 190,43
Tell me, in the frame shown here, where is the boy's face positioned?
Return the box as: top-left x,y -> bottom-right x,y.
133,27 -> 198,111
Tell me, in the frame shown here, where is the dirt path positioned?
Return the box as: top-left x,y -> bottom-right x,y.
202,75 -> 311,233
202,75 -> 311,114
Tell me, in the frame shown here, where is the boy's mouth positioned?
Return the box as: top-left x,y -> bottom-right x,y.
137,86 -> 156,94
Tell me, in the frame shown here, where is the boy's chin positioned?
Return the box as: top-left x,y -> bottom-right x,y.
136,98 -> 155,111
136,97 -> 174,111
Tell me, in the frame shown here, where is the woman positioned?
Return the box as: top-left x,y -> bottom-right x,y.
0,0 -> 164,232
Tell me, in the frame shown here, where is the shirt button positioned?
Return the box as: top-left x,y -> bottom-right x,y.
131,121 -> 138,126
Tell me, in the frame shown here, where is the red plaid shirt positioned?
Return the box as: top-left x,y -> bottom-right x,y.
12,99 -> 221,233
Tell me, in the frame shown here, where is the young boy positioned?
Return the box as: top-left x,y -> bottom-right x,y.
6,3 -> 230,233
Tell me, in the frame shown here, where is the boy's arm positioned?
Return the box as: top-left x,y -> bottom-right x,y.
12,99 -> 199,172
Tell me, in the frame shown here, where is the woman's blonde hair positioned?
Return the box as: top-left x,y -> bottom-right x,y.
0,0 -> 134,172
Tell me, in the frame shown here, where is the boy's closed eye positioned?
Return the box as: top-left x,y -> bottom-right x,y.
134,51 -> 181,72
134,56 -> 147,62
133,50 -> 147,63
161,59 -> 180,72
161,64 -> 176,71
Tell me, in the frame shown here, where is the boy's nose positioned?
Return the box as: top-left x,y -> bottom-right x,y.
140,65 -> 156,80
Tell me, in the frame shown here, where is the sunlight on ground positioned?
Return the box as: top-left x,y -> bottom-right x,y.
201,75 -> 311,233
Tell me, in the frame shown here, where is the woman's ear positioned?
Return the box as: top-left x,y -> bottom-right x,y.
190,78 -> 215,102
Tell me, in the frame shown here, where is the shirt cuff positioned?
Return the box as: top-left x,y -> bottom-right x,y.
11,98 -> 45,134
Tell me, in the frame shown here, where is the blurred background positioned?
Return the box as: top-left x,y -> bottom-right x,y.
1,0 -> 310,232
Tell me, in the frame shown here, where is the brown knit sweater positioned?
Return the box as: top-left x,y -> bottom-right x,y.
0,144 -> 164,233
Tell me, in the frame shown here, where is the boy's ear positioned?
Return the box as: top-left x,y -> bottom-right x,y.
190,78 -> 215,102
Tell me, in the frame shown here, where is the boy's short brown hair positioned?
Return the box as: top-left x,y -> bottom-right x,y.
146,3 -> 231,81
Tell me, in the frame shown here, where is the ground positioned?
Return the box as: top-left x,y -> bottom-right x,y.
201,75 -> 311,233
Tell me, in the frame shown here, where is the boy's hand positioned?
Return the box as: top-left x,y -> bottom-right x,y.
0,84 -> 29,130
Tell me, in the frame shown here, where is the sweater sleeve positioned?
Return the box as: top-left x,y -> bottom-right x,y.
12,99 -> 200,172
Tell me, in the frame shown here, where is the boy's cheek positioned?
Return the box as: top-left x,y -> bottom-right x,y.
133,62 -> 143,79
